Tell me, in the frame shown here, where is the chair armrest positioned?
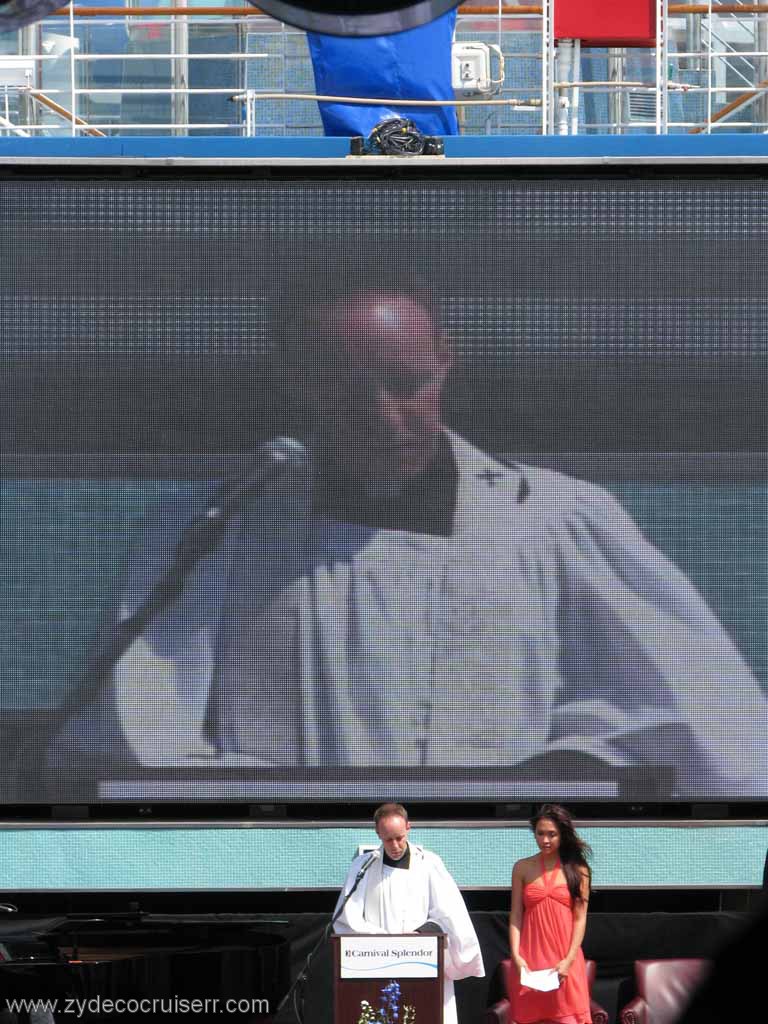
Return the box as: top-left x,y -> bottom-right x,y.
619,996 -> 648,1024
483,997 -> 510,1024
590,997 -> 609,1024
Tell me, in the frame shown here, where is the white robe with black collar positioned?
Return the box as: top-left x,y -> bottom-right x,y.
332,844 -> 484,1024
49,431 -> 767,798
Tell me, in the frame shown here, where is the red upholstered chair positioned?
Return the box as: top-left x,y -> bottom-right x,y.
619,959 -> 712,1024
484,958 -> 609,1024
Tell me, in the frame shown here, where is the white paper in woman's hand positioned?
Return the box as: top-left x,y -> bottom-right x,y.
520,966 -> 561,991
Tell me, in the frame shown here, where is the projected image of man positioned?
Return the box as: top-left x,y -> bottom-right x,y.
46,286 -> 768,799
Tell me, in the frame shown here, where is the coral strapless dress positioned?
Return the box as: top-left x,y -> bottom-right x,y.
508,857 -> 591,1024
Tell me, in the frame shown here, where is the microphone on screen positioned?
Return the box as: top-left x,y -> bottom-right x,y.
71,438 -> 309,709
206,436 -> 308,522
155,437 -> 308,601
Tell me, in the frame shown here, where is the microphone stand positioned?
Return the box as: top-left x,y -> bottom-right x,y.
75,451 -> 296,709
277,854 -> 378,1024
35,444 -> 304,766
6,444 -> 308,803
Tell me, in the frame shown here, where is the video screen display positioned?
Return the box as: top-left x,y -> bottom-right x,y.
1,170 -> 766,805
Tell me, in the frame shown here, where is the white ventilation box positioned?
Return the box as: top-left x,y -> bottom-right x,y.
451,41 -> 505,97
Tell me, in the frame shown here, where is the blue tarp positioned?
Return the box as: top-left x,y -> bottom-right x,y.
306,10 -> 458,138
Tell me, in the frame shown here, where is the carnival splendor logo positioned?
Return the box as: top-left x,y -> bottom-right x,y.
340,936 -> 439,979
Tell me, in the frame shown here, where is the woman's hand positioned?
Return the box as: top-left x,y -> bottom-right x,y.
555,958 -> 572,983
513,956 -> 529,975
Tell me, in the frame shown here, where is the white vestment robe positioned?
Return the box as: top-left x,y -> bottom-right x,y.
332,844 -> 484,1024
47,431 -> 768,799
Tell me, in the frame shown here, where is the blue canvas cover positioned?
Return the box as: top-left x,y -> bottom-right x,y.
307,10 -> 458,137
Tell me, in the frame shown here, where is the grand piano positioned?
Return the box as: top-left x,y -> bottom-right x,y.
0,906 -> 288,1023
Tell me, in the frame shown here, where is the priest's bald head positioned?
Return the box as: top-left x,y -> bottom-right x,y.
281,288 -> 453,483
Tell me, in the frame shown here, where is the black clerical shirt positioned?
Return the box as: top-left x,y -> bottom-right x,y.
383,846 -> 411,870
314,433 -> 457,536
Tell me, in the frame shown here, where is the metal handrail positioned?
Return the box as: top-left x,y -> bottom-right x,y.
2,3 -> 767,138
29,89 -> 106,134
690,74 -> 768,128
38,3 -> 768,14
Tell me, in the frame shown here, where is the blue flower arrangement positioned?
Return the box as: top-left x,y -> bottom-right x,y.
357,981 -> 415,1024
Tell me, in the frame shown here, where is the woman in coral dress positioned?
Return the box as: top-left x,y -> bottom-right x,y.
508,804 -> 592,1024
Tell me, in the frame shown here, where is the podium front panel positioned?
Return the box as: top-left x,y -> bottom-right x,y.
333,934 -> 444,1024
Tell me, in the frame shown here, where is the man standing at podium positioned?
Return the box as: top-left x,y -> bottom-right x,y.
333,803 -> 484,1024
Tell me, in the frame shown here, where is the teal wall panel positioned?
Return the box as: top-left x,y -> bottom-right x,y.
1,824 -> 765,891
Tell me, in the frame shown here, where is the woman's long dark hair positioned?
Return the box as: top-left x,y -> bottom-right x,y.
530,804 -> 592,903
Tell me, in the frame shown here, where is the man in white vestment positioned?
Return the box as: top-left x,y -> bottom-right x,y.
41,285 -> 768,800
333,804 -> 484,1024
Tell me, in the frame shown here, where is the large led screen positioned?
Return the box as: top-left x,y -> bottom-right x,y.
1,170 -> 766,804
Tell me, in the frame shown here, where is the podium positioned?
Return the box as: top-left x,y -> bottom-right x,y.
332,933 -> 444,1024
